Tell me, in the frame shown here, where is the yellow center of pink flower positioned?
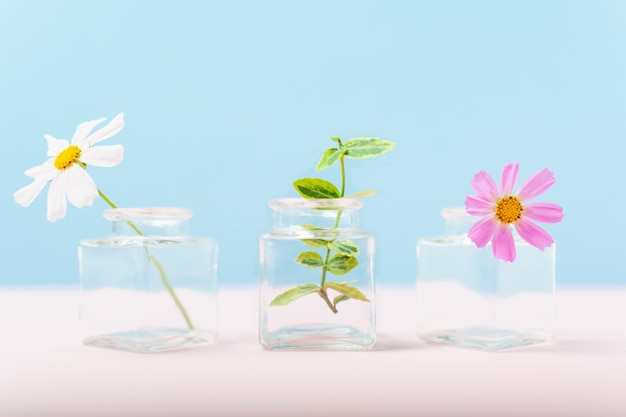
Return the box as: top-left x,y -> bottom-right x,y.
54,145 -> 81,170
495,195 -> 524,224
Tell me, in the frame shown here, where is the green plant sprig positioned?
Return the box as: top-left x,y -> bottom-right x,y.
270,136 -> 394,313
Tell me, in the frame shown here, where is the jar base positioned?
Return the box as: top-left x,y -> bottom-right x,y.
261,324 -> 375,351
418,327 -> 553,351
83,327 -> 216,353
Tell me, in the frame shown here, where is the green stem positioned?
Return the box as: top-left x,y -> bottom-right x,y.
98,189 -> 117,208
319,206 -> 344,290
147,252 -> 194,330
320,247 -> 331,288
98,189 -> 194,330
318,288 -> 338,314
339,154 -> 346,198
317,170 -> 346,313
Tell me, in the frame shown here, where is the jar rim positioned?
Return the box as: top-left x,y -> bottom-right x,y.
441,207 -> 472,218
268,198 -> 364,210
103,207 -> 193,221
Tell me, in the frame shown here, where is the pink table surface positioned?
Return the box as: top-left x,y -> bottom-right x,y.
1,286 -> 624,417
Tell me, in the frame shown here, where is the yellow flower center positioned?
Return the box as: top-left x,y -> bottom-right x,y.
495,195 -> 524,224
54,145 -> 81,170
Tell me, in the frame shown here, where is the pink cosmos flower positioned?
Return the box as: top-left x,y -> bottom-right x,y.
464,162 -> 564,262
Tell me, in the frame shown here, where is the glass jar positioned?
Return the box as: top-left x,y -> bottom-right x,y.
259,198 -> 376,350
78,208 -> 218,353
416,208 -> 555,351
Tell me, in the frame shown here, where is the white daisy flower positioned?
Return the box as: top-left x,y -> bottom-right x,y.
14,113 -> 125,222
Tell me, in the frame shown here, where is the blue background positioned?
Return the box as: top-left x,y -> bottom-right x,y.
1,0 -> 624,287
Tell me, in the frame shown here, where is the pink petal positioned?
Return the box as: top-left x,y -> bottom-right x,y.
468,215 -> 498,248
492,224 -> 516,262
465,195 -> 494,216
70,118 -> 106,146
47,173 -> 67,223
514,218 -> 554,250
470,170 -> 499,201
82,113 -> 125,147
80,145 -> 124,167
524,202 -> 564,224
517,168 -> 556,201
45,135 -> 70,157
499,163 -> 519,195
65,166 -> 99,208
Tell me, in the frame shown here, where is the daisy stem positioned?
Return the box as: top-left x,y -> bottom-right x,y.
97,189 -> 195,330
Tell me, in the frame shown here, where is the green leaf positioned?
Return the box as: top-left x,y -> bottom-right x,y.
343,138 -> 395,159
270,284 -> 320,306
329,136 -> 342,145
300,239 -> 330,248
293,178 -> 341,199
295,251 -> 325,268
333,294 -> 350,308
301,224 -> 325,230
326,254 -> 359,275
325,282 -> 370,302
301,225 -> 340,240
328,240 -> 360,257
343,190 -> 378,198
316,148 -> 341,172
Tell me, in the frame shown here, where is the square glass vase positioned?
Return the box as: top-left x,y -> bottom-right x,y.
79,208 -> 218,353
416,208 -> 555,352
259,198 -> 376,351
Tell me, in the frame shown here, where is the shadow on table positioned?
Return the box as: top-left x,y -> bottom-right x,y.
515,338 -> 626,356
373,333 -> 435,352
373,335 -> 626,355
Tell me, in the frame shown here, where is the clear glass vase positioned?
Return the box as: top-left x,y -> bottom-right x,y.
416,208 -> 555,351
259,198 -> 376,350
79,208 -> 218,353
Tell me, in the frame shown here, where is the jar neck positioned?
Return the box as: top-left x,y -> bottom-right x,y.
270,198 -> 362,230
103,208 -> 192,237
441,207 -> 524,241
441,207 -> 475,236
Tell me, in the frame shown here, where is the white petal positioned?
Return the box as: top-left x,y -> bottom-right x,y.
24,159 -> 56,179
14,178 -> 49,207
80,145 -> 124,167
45,135 -> 70,157
47,173 -> 67,223
65,166 -> 99,208
71,117 -> 106,147
82,113 -> 125,147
